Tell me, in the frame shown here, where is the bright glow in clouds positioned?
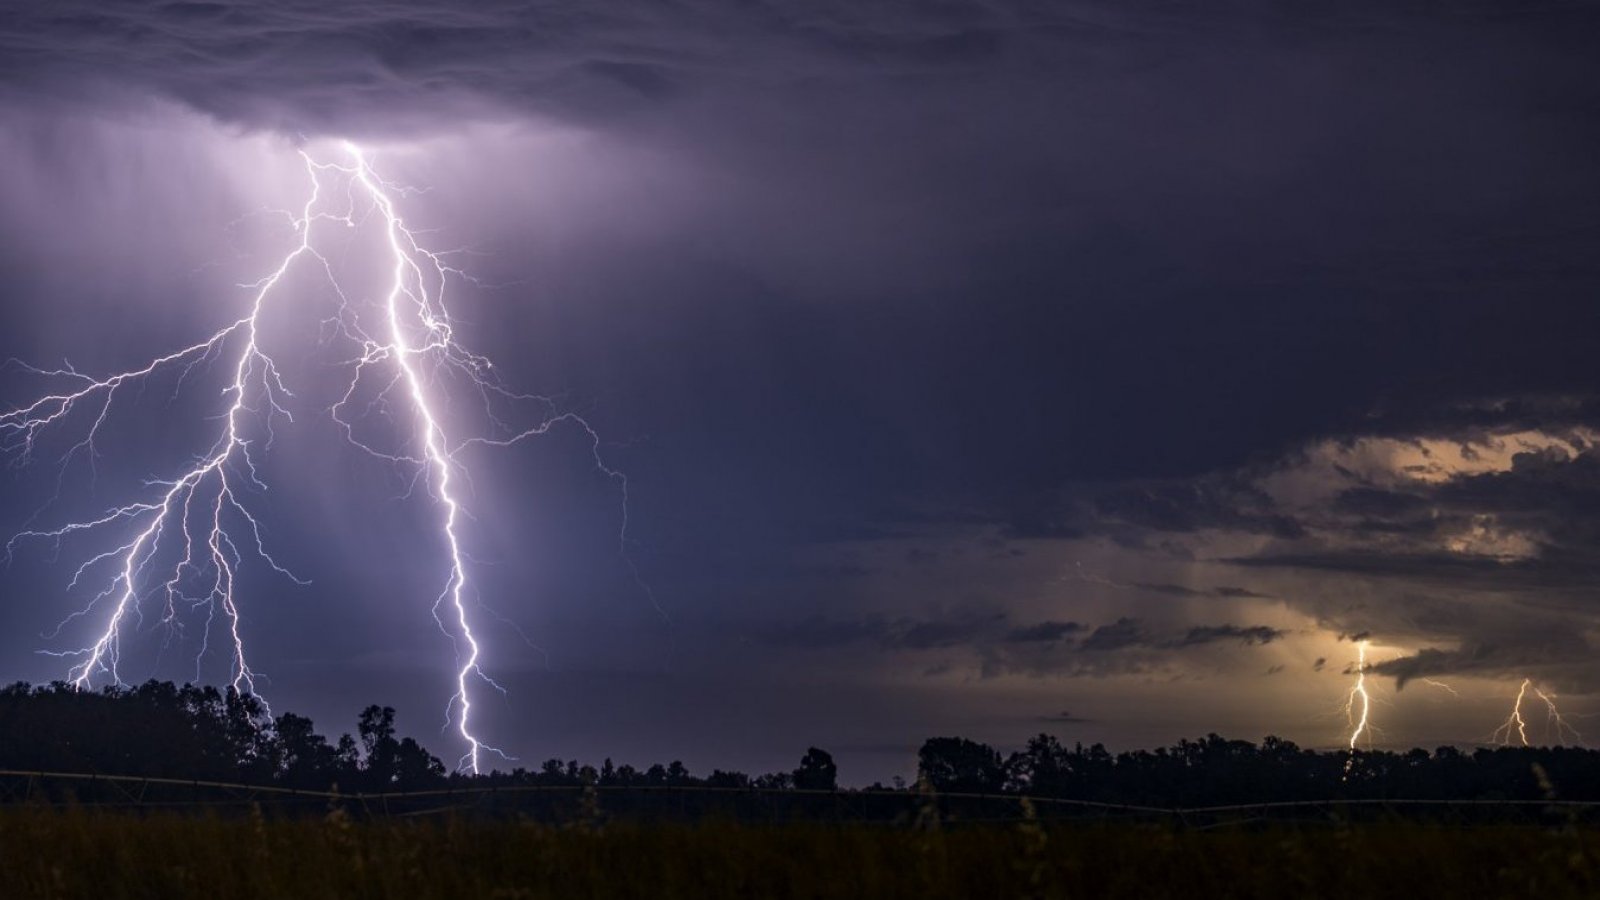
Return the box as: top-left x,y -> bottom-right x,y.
0,140 -> 629,772
1260,429 -> 1600,503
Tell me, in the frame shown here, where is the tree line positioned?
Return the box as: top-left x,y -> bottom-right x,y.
2,681 -> 1597,805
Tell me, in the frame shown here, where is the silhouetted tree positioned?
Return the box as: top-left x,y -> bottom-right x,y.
794,747 -> 838,791
707,769 -> 752,789
753,772 -> 793,790
919,737 -> 1007,793
665,761 -> 693,786
14,679 -> 1600,810
391,736 -> 446,786
272,712 -> 351,789
357,705 -> 400,786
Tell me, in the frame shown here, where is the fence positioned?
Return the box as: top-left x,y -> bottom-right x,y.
4,769 -> 1600,827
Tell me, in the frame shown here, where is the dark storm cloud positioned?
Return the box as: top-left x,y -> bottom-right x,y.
1367,647 -> 1502,688
1213,587 -> 1271,599
0,0 -> 1124,134
758,611 -> 1283,665
1129,582 -> 1275,600
1088,480 -> 1307,541
1078,618 -> 1147,653
971,615 -> 1291,681
1332,488 -> 1431,519
896,614 -> 1007,650
1170,625 -> 1286,648
1131,582 -> 1208,597
1228,449 -> 1600,589
1060,438 -> 1600,565
1331,397 -> 1600,448
1370,634 -> 1596,689
1004,621 -> 1084,644
1225,553 -> 1600,589
1076,619 -> 1286,652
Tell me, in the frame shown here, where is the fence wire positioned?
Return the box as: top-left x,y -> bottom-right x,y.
6,769 -> 1600,828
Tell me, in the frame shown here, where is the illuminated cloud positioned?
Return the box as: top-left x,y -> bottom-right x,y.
0,0 -> 1113,135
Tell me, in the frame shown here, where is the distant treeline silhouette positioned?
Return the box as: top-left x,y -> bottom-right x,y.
3,680 -> 1597,805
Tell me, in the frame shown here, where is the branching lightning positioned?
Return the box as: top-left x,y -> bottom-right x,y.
1491,678 -> 1532,747
1492,678 -> 1581,747
0,141 -> 634,772
1,156 -> 322,697
1535,685 -> 1582,745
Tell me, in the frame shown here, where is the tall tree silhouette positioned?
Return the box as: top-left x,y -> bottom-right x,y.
794,747 -> 838,791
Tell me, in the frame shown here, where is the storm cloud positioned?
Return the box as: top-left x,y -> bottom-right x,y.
0,0 -> 1144,134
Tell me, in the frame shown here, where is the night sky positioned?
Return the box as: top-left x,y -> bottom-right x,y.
3,2 -> 1600,783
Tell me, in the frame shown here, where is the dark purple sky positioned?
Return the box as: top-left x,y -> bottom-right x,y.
3,1 -> 1600,781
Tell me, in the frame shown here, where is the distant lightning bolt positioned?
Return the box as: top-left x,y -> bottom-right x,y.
1343,640 -> 1373,752
1492,678 -> 1581,747
1492,678 -> 1533,746
1421,678 -> 1460,697
1336,639 -> 1379,780
1534,686 -> 1582,745
1,140 -> 634,772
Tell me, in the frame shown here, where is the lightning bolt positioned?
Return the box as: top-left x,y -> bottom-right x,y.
1335,639 -> 1378,780
1343,639 -> 1373,752
1534,686 -> 1582,746
1492,678 -> 1581,747
1492,678 -> 1532,746
1,141 -> 634,772
1421,678 -> 1460,697
2,154 -> 323,697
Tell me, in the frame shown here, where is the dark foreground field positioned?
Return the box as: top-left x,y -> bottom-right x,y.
3,809 -> 1600,899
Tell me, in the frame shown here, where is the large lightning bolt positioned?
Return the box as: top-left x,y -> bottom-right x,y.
1,141 -> 631,772
2,154 -> 323,696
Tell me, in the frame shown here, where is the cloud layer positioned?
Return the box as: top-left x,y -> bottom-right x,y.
0,0 -> 1119,134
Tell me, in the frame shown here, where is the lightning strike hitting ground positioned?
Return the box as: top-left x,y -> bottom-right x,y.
0,142 -> 632,772
1343,640 -> 1374,752
1491,678 -> 1533,747
1338,640 -> 1378,779
1492,678 -> 1582,747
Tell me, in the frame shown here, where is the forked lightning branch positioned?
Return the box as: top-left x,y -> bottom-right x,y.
0,142 -> 627,773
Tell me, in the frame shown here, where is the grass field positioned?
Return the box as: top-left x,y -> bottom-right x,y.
3,806 -> 1600,899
